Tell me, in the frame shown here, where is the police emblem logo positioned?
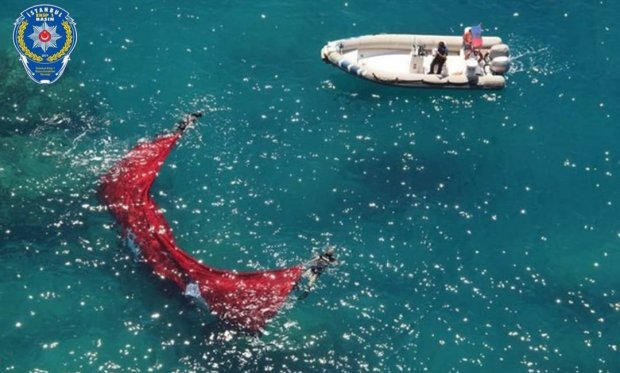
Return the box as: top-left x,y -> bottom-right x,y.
12,4 -> 78,84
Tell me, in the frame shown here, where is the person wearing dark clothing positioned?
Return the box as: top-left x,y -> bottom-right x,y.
175,112 -> 203,133
429,41 -> 448,75
309,249 -> 337,277
297,246 -> 338,300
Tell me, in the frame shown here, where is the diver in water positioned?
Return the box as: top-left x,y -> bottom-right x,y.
298,245 -> 338,300
175,112 -> 203,132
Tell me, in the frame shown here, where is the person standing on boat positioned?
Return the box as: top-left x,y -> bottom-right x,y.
462,27 -> 473,59
429,41 -> 448,75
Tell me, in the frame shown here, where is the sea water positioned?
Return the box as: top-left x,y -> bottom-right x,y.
1,1 -> 619,371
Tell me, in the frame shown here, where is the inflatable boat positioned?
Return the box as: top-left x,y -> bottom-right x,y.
321,33 -> 510,89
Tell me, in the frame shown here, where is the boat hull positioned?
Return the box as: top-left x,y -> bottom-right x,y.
321,34 -> 509,90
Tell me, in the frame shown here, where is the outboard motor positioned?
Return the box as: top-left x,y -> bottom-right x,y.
490,56 -> 510,74
488,44 -> 510,60
466,58 -> 479,80
488,43 -> 510,74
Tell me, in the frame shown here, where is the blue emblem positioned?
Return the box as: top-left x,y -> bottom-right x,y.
12,4 -> 78,84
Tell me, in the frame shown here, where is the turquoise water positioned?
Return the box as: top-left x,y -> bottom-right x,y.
2,1 -> 620,371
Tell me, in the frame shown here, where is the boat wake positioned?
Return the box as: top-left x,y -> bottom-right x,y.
505,35 -> 572,79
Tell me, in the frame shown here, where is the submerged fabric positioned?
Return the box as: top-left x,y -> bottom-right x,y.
98,130 -> 302,332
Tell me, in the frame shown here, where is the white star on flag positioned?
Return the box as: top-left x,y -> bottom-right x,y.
28,22 -> 62,53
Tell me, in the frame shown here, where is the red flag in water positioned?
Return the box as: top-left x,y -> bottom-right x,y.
99,128 -> 302,332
